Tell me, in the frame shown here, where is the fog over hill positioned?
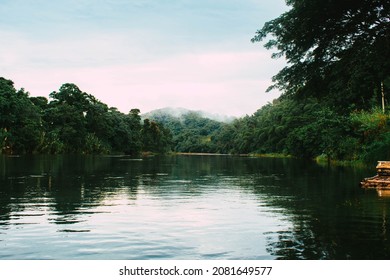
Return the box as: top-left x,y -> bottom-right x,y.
141,107 -> 230,153
142,107 -> 236,123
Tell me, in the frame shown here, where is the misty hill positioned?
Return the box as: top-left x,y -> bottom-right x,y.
142,107 -> 236,123
142,107 -> 230,153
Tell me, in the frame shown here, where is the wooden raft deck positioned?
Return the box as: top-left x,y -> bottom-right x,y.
361,161 -> 390,189
361,175 -> 390,189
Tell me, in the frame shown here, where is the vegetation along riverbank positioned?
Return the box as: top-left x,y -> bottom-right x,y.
1,1 -> 389,165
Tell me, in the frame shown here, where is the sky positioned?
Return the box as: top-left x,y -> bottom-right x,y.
1,0 -> 288,117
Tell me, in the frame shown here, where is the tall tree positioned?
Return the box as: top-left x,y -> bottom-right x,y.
45,84 -> 91,152
126,109 -> 142,155
252,0 -> 390,109
141,119 -> 172,153
0,77 -> 42,154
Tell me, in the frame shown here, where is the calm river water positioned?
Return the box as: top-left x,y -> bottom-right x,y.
0,155 -> 388,259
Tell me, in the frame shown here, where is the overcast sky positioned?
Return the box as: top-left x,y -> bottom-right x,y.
1,0 -> 288,117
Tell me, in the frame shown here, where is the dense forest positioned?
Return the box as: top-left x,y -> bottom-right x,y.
0,78 -> 172,155
243,0 -> 390,163
142,108 -> 226,153
1,0 -> 389,163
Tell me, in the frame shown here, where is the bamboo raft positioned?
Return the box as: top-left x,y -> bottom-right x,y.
361,161 -> 390,189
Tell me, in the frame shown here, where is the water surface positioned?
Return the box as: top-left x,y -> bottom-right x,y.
0,155 -> 387,259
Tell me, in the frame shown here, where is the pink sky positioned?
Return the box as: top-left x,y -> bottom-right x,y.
1,0 -> 288,117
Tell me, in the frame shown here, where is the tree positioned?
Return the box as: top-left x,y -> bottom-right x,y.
125,109 -> 142,155
141,119 -> 172,153
49,83 -> 92,111
44,83 -> 93,152
252,0 -> 390,109
85,100 -> 112,152
44,102 -> 86,153
0,77 -> 42,154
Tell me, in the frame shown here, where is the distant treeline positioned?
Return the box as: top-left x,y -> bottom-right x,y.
0,77 -> 172,155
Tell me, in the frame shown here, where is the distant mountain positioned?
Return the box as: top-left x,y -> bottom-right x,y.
141,107 -> 232,153
142,107 -> 236,123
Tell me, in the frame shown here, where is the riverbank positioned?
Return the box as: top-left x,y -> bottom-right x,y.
315,154 -> 369,168
171,152 -> 290,158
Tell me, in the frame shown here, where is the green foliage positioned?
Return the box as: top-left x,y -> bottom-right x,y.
0,78 -> 171,155
350,109 -> 390,162
141,119 -> 172,153
350,109 -> 388,141
361,132 -> 390,163
38,130 -> 65,154
0,77 -> 43,154
237,0 -> 390,163
84,133 -> 110,154
145,110 -> 224,153
3,73 -> 390,163
252,0 -> 390,109
125,109 -> 143,155
211,97 -> 365,161
44,103 -> 87,152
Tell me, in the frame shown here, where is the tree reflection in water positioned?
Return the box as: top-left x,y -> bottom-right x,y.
246,158 -> 390,259
1,155 -> 390,259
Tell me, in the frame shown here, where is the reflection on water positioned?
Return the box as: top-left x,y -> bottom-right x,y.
0,155 -> 388,259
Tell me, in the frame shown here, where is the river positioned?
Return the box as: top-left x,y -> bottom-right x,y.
0,155 -> 388,259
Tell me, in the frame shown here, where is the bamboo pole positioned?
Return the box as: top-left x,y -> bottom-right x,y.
382,81 -> 385,113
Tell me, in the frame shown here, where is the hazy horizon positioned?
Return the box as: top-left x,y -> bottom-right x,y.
1,0 -> 288,117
